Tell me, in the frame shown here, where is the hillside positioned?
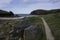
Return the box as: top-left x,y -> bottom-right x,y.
0,10 -> 14,17
44,13 -> 60,40
30,9 -> 60,15
0,17 -> 46,40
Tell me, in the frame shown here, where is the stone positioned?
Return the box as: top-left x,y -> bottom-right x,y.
24,24 -> 43,40
9,17 -> 43,40
9,18 -> 31,40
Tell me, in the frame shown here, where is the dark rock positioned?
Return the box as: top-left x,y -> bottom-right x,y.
15,17 -> 31,28
24,24 -> 43,40
0,10 -> 14,17
9,17 -> 43,40
9,18 -> 31,40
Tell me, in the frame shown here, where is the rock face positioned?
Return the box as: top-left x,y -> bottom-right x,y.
9,18 -> 31,40
24,24 -> 43,40
9,18 -> 43,40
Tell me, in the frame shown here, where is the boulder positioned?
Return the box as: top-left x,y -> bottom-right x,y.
9,18 -> 31,40
9,18 -> 43,40
24,24 -> 43,40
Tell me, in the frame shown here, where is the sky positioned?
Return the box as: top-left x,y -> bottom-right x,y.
0,0 -> 60,14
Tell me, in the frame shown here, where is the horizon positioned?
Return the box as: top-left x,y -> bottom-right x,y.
0,0 -> 60,14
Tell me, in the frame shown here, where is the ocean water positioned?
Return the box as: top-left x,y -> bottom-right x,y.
15,14 -> 30,17
15,14 -> 38,17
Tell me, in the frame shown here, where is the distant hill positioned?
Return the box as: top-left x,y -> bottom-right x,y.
30,9 -> 60,15
0,10 -> 14,17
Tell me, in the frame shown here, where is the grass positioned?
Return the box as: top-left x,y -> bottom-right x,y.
27,17 -> 46,40
0,17 -> 46,40
0,19 -> 21,40
44,13 -> 60,40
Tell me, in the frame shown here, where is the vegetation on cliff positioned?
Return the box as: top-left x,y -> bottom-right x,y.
30,9 -> 60,15
0,10 -> 14,17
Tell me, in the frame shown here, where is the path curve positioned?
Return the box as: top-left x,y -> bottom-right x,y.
41,17 -> 54,40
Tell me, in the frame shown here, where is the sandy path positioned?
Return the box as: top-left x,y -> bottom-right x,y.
41,17 -> 54,40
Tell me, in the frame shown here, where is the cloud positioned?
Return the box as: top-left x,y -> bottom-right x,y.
0,0 -> 12,8
23,0 -> 50,4
23,0 -> 60,4
48,0 -> 60,3
23,0 -> 29,3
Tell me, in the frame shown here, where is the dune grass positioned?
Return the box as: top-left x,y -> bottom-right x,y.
44,13 -> 60,40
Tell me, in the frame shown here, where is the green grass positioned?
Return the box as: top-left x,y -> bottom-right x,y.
27,17 -> 46,40
0,19 -> 21,40
0,17 -> 46,40
44,13 -> 60,40
0,19 -> 20,35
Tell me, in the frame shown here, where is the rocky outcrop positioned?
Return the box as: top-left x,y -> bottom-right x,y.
24,24 -> 43,40
9,18 -> 31,40
0,10 -> 14,17
7,17 -> 43,40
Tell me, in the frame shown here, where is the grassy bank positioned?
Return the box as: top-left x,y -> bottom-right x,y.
0,19 -> 20,32
0,17 -> 46,40
44,13 -> 60,40
27,17 -> 46,40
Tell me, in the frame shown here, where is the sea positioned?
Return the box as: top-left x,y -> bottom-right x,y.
14,14 -> 39,17
15,14 -> 30,17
